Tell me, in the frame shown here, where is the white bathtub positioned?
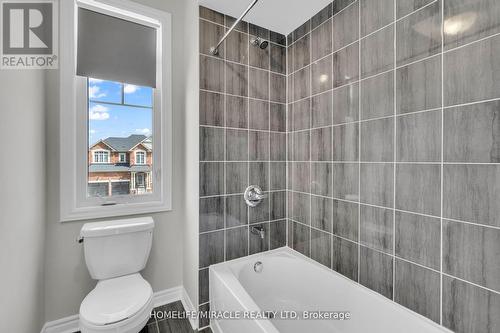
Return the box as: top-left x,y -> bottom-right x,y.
209,247 -> 451,333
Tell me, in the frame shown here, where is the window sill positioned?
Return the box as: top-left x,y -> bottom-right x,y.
60,201 -> 172,222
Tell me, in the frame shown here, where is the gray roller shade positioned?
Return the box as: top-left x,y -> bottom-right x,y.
77,8 -> 157,87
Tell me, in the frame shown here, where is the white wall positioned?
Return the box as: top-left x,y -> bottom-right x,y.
181,0 -> 200,311
0,71 -> 46,332
42,0 -> 199,323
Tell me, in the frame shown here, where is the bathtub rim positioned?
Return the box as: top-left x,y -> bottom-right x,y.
209,246 -> 453,333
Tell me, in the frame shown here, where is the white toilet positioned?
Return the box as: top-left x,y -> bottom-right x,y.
78,217 -> 155,333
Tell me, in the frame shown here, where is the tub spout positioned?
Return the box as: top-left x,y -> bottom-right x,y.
251,225 -> 265,239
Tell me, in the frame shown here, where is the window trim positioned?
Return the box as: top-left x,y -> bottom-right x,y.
135,150 -> 146,165
118,152 -> 127,163
92,149 -> 110,163
60,0 -> 172,222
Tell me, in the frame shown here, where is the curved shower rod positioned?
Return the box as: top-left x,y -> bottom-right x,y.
210,0 -> 259,55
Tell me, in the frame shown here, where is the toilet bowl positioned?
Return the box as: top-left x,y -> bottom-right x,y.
78,217 -> 155,333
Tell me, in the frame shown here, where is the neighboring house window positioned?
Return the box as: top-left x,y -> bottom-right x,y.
93,150 -> 109,163
135,151 -> 146,164
119,153 -> 127,163
59,0 -> 172,221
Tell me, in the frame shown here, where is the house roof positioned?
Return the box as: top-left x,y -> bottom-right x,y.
102,134 -> 147,152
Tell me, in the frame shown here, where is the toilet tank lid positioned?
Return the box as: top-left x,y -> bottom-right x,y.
80,217 -> 154,238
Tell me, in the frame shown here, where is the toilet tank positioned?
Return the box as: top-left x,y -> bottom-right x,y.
80,217 -> 154,280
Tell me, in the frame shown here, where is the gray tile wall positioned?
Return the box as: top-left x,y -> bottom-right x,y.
286,0 -> 500,332
198,6 -> 287,331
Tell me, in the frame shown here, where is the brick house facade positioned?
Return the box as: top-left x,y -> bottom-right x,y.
88,135 -> 152,197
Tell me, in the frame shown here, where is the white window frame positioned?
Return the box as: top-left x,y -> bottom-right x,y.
118,152 -> 127,163
60,0 -> 172,222
135,150 -> 146,165
93,149 -> 110,163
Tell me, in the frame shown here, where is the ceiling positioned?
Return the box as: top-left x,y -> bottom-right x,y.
198,0 -> 332,35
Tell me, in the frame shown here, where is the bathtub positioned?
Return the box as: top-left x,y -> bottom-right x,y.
209,247 -> 451,333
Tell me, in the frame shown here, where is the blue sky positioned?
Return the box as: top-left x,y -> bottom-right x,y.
88,78 -> 153,145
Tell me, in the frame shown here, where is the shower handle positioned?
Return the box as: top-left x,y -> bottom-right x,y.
244,185 -> 266,207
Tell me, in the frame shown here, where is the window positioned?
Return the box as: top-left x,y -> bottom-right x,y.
93,150 -> 109,163
59,0 -> 172,221
135,151 -> 146,165
118,153 -> 127,163
87,78 -> 153,197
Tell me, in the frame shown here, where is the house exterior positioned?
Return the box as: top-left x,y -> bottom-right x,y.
88,134 -> 153,197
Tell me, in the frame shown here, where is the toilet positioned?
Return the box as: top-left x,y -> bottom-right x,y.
78,217 -> 155,333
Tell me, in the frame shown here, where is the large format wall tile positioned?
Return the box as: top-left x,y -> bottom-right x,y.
360,117 -> 394,162
332,123 -> 359,161
360,163 -> 394,207
360,205 -> 393,253
332,83 -> 359,124
395,164 -> 441,216
443,276 -> 500,333
443,220 -> 500,292
200,55 -> 224,92
311,196 -> 333,232
311,163 -> 333,196
333,43 -> 359,87
311,229 -> 332,267
333,163 -> 360,201
360,70 -> 394,120
444,34 -> 500,106
226,62 -> 248,97
444,0 -> 500,50
396,110 -> 441,162
200,197 -> 225,232
396,56 -> 442,114
226,226 -> 249,260
312,91 -> 333,127
290,221 -> 311,256
360,0 -> 395,37
396,1 -> 442,66
397,0 -> 435,18
200,91 -> 224,126
226,95 -> 247,128
332,199 -> 359,241
225,30 -> 248,64
359,246 -> 394,299
332,1 -> 359,52
395,211 -> 440,270
361,26 -> 394,77
199,231 -> 224,268
311,19 -> 332,62
444,101 -> 500,163
395,259 -> 440,323
200,20 -> 225,57
332,236 -> 358,281
443,164 -> 500,227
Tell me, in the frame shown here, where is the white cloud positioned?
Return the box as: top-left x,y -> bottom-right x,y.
90,129 -> 96,134
89,78 -> 104,84
89,85 -> 106,99
135,128 -> 151,136
89,104 -> 110,120
124,84 -> 139,94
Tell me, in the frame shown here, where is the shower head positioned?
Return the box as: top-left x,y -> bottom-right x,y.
251,37 -> 269,50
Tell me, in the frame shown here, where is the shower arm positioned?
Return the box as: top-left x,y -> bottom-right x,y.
210,0 -> 259,55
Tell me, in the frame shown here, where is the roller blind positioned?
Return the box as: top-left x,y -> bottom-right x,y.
77,8 -> 157,87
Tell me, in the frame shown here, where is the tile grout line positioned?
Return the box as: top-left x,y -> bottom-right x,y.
309,11 -> 313,259
284,189 -> 500,231
392,0 -> 397,302
357,0 -> 361,284
440,0 -> 445,325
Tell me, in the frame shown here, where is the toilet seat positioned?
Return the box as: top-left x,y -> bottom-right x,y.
79,273 -> 153,333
